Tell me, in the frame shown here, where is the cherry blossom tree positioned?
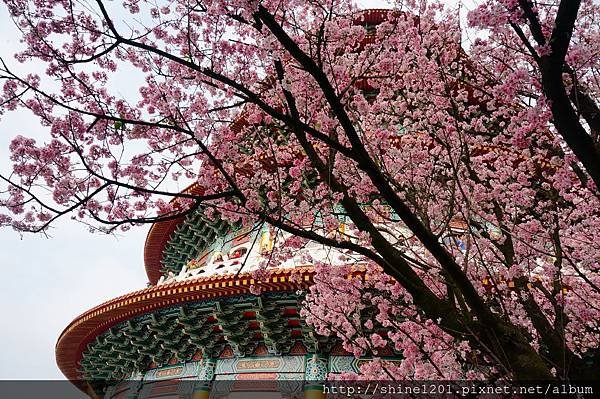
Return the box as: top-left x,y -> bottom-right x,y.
1,0 -> 599,382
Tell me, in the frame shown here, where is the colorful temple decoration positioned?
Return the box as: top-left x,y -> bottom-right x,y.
56,202 -> 403,398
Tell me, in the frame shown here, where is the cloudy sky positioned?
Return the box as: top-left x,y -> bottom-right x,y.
0,4 -> 150,382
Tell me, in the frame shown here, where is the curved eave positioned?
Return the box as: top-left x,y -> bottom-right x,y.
143,183 -> 204,284
56,267 -> 316,391
143,215 -> 186,284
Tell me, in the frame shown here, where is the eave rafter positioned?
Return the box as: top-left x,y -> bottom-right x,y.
69,275 -> 338,385
57,267 -> 333,390
159,209 -> 233,276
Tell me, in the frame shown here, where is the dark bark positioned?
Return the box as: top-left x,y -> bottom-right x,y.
569,83 -> 600,146
539,60 -> 600,190
516,0 -> 600,190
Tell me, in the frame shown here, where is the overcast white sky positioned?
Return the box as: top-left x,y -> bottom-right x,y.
0,5 -> 150,382
0,0 -> 476,385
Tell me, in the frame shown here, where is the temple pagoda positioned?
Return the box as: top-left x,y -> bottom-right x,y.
55,183 -> 401,399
